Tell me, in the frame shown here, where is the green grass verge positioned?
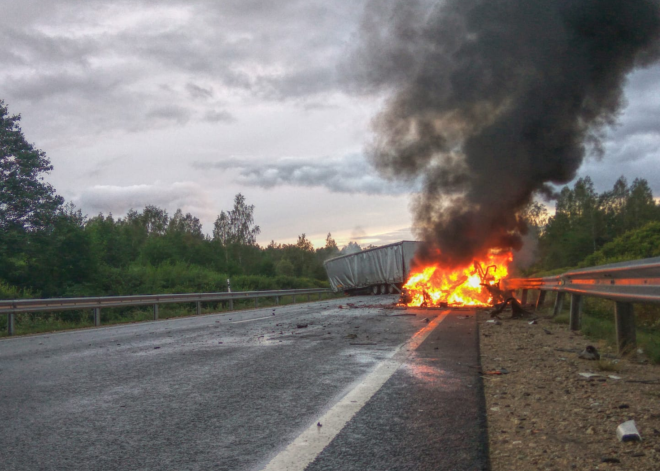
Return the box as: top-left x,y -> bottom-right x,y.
545,292 -> 660,364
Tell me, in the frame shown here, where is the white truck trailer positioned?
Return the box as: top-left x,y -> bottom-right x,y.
323,241 -> 422,295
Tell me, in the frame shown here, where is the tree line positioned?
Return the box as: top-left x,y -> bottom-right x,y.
1,99 -> 360,299
523,176 -> 660,272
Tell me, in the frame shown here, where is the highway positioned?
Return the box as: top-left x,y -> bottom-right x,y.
0,296 -> 489,471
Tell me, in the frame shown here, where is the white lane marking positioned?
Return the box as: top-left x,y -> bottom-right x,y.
230,316 -> 273,324
261,310 -> 450,471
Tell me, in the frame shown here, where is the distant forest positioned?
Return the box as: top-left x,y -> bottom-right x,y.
1,99 -> 364,299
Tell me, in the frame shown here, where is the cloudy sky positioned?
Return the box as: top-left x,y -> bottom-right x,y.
2,0 -> 659,248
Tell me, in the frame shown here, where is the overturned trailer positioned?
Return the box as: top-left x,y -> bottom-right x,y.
323,241 -> 422,295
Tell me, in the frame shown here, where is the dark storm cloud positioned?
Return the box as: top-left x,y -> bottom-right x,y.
601,132 -> 660,166
85,155 -> 127,178
74,1 -> 362,88
186,83 -> 214,100
193,155 -> 417,195
348,0 -> 660,266
608,65 -> 660,139
146,105 -> 191,124
203,109 -> 236,123
573,64 -> 660,187
0,28 -> 97,66
114,29 -> 252,82
255,66 -> 339,100
5,71 -> 124,102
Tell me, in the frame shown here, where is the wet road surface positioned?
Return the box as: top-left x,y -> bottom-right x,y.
0,296 -> 488,470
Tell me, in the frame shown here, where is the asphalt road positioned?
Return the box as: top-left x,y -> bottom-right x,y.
0,296 -> 489,471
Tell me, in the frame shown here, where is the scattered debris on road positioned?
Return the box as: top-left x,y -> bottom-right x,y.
578,372 -> 604,380
617,420 -> 642,442
489,297 -> 530,319
485,368 -> 509,375
578,345 -> 601,360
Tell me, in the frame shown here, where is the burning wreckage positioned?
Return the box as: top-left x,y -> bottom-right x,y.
340,0 -> 660,320
325,242 -> 529,317
394,249 -> 530,317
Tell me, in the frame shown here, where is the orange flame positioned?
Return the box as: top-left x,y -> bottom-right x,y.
403,251 -> 512,307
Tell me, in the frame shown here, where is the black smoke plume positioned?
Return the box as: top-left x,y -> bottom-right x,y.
349,0 -> 660,266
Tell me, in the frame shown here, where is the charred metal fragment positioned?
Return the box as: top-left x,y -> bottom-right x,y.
489,297 -> 531,319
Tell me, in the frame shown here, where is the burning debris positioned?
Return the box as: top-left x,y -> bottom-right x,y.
399,252 -> 511,308
397,255 -> 535,317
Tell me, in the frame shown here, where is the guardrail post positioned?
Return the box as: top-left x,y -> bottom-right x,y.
227,279 -> 233,311
535,291 -> 547,310
521,289 -> 528,305
93,308 -> 101,326
569,294 -> 582,331
275,296 -> 280,305
318,292 -> 322,300
254,298 -> 258,308
7,313 -> 15,336
153,304 -> 159,320
552,292 -> 565,317
615,302 -> 636,354
196,302 -> 201,316
292,295 -> 296,304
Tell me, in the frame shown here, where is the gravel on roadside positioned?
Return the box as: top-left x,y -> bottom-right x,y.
478,310 -> 660,470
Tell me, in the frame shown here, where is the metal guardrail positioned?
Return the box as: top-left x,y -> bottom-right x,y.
1,288 -> 332,336
503,256 -> 660,303
502,256 -> 660,354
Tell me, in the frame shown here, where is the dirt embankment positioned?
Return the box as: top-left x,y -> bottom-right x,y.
478,310 -> 660,470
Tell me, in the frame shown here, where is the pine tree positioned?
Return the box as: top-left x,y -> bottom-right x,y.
0,100 -> 63,230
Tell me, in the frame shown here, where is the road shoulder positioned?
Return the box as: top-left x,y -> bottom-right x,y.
479,310 -> 660,470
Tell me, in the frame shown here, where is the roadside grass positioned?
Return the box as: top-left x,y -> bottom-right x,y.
0,292 -> 344,338
542,291 -> 660,364
0,281 -> 34,300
